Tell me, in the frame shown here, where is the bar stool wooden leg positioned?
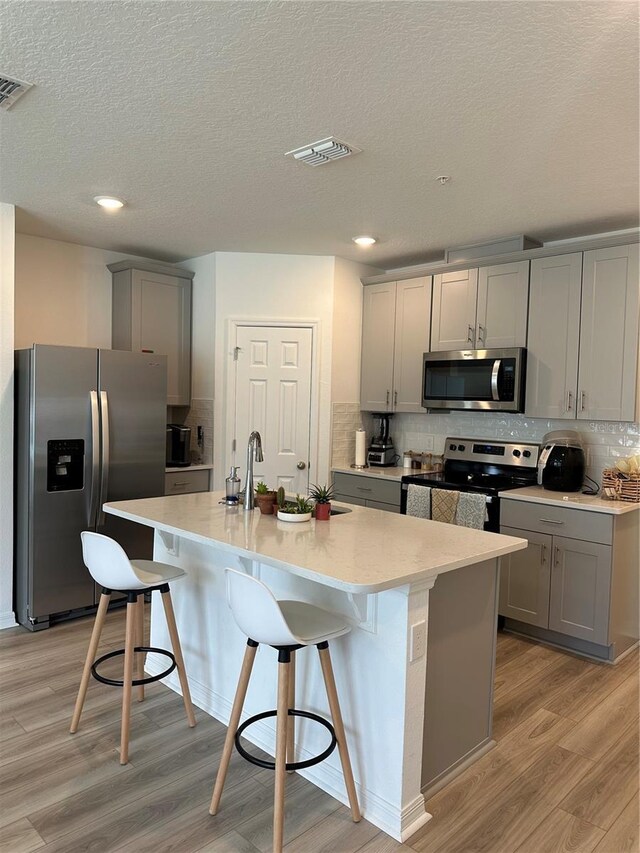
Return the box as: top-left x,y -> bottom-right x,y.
209,640 -> 258,815
286,650 -> 296,772
273,656 -> 291,853
120,596 -> 137,765
70,591 -> 111,733
160,587 -> 196,728
135,595 -> 145,703
317,643 -> 361,822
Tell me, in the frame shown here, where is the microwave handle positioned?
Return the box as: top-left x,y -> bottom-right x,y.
491,359 -> 502,401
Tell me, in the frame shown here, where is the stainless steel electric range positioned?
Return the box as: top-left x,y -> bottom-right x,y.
401,437 -> 540,532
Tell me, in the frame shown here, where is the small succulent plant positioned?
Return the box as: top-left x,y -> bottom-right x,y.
309,482 -> 334,504
255,481 -> 270,494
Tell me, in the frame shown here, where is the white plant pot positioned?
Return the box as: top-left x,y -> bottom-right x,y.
276,511 -> 312,523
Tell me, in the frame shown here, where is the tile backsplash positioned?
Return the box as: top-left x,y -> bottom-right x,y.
331,404 -> 640,487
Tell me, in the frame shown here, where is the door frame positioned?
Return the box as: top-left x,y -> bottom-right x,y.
223,317 -> 321,491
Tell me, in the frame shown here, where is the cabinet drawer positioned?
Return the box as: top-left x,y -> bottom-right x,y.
366,499 -> 401,513
501,500 -> 612,545
333,472 -> 401,506
165,470 -> 210,495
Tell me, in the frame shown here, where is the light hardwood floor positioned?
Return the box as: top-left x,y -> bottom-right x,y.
0,609 -> 638,853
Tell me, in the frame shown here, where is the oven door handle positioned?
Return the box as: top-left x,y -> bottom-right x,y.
491,359 -> 502,401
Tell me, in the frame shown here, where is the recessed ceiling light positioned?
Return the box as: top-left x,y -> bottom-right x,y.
94,196 -> 125,210
436,175 -> 451,185
353,236 -> 377,246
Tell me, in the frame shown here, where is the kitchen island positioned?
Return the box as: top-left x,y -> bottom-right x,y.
104,492 -> 527,841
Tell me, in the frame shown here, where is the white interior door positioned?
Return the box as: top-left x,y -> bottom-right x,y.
234,325 -> 313,495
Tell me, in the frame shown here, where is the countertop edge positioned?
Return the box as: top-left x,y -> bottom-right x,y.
499,487 -> 640,514
165,464 -> 214,473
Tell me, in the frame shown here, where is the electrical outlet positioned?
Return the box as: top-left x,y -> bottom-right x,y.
410,620 -> 427,661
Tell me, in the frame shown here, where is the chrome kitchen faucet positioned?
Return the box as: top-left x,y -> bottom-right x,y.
243,431 -> 264,510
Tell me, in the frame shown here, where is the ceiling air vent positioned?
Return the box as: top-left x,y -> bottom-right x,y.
0,76 -> 33,111
285,137 -> 362,167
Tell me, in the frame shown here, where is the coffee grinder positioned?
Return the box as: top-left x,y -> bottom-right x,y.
367,413 -> 395,467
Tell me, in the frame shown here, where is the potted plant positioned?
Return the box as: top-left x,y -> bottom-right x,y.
277,494 -> 313,523
255,481 -> 277,515
309,482 -> 335,521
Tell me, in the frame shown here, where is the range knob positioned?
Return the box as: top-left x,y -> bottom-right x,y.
523,450 -> 531,458
449,443 -> 457,451
458,444 -> 466,451
512,449 -> 521,458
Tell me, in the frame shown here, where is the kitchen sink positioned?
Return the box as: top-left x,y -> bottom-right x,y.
329,506 -> 352,516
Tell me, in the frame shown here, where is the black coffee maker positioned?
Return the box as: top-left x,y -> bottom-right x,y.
537,430 -> 585,492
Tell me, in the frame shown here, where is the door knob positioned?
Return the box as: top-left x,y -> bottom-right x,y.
297,461 -> 306,470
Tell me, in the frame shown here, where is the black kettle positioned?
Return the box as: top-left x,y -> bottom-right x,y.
537,430 -> 585,492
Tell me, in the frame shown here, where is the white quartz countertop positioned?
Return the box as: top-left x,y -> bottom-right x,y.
331,465 -> 407,482
331,466 -> 439,482
165,464 -> 214,473
499,485 -> 640,514
104,491 -> 527,594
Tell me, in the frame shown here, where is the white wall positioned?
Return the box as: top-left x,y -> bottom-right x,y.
0,204 -> 16,628
14,234 -> 159,349
213,251 -> 335,488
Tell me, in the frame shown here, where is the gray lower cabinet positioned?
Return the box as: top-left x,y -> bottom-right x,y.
165,469 -> 211,495
332,472 -> 401,513
499,499 -> 638,660
499,528 -> 552,628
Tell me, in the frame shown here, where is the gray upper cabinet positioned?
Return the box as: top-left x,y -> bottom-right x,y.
526,244 -> 639,422
578,244 -> 639,422
361,277 -> 432,413
431,269 -> 478,351
431,261 -> 529,351
526,253 -> 582,418
109,261 -> 194,406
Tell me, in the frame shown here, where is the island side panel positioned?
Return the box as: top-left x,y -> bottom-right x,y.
146,531 -> 434,841
421,558 -> 499,795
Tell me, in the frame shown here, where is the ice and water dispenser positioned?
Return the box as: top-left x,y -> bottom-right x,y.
47,439 -> 84,492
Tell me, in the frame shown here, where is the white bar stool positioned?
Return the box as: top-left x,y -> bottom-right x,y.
70,531 -> 196,764
210,568 -> 361,853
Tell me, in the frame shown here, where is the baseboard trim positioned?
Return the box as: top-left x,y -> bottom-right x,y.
0,610 -> 18,630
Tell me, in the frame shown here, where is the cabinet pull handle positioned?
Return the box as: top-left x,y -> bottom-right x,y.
566,390 -> 573,412
394,390 -> 398,407
540,518 -> 564,525
172,482 -> 189,487
477,324 -> 485,344
580,391 -> 586,412
386,390 -> 390,406
554,545 -> 561,567
540,544 -> 547,565
357,486 -> 373,492
467,325 -> 474,344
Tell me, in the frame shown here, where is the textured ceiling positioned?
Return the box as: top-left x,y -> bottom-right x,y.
1,1 -> 638,268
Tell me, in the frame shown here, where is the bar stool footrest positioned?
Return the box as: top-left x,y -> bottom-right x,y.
91,647 -> 176,687
235,709 -> 337,771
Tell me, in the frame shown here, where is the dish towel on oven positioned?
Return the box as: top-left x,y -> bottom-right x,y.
431,489 -> 460,524
406,484 -> 431,519
455,491 -> 488,529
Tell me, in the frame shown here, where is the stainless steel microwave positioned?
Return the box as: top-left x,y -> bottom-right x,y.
422,348 -> 527,412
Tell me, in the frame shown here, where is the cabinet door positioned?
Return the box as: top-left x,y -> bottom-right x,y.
361,283 -> 396,411
499,527 -> 552,627
578,244 -> 639,421
392,276 -> 432,412
525,253 -> 582,418
132,270 -> 192,406
476,261 -> 529,349
431,269 -> 478,351
548,536 -> 612,646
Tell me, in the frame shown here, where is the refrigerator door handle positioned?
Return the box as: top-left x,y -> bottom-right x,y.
88,391 -> 100,526
98,391 -> 110,527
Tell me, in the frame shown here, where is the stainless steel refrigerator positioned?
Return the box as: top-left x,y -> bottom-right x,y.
14,345 -> 167,630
